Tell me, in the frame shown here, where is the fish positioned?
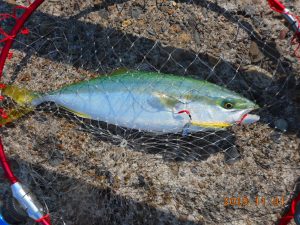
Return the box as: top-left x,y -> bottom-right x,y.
0,69 -> 260,134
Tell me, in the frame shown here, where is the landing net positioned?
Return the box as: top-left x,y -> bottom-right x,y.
0,1 -> 299,224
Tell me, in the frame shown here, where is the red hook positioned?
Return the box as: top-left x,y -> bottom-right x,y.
177,110 -> 192,119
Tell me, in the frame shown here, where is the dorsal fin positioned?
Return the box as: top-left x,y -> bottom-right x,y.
110,68 -> 129,76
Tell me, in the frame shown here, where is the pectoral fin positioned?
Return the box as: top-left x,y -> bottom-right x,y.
153,92 -> 182,108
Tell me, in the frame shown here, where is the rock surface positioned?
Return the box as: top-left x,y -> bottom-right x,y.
0,0 -> 299,225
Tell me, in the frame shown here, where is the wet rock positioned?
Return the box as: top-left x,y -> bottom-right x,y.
138,175 -> 147,188
178,33 -> 192,44
95,167 -> 114,185
242,65 -> 273,90
33,114 -> 48,123
147,28 -> 156,36
270,131 -> 282,144
194,30 -> 201,45
122,19 -> 132,28
190,167 -> 198,174
137,175 -> 154,190
131,6 -> 143,19
291,84 -> 300,103
249,41 -> 264,63
98,8 -> 109,19
179,171 -> 185,177
116,4 -> 125,12
170,24 -> 181,33
274,119 -> 288,132
48,149 -> 64,167
224,146 -> 241,164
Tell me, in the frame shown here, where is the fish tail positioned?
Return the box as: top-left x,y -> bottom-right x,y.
2,85 -> 39,106
0,85 -> 39,125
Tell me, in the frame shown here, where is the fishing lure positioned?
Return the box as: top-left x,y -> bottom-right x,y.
0,69 -> 260,134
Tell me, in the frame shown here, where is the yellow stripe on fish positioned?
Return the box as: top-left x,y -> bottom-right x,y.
190,121 -> 231,129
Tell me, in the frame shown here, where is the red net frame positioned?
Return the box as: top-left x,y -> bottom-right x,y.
267,1 -> 300,223
268,0 -> 300,58
0,0 -> 44,183
0,1 -> 51,225
0,1 -> 299,225
0,0 -> 45,183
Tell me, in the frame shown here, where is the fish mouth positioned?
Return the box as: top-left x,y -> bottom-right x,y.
237,109 -> 260,125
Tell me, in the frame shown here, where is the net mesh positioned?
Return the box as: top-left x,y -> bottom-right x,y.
0,0 -> 299,224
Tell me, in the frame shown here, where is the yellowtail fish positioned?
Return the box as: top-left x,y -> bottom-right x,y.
0,69 -> 260,134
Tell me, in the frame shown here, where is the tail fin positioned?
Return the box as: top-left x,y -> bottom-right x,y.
0,85 -> 39,126
3,85 -> 39,106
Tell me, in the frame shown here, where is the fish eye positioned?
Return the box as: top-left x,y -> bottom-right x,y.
222,100 -> 234,109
